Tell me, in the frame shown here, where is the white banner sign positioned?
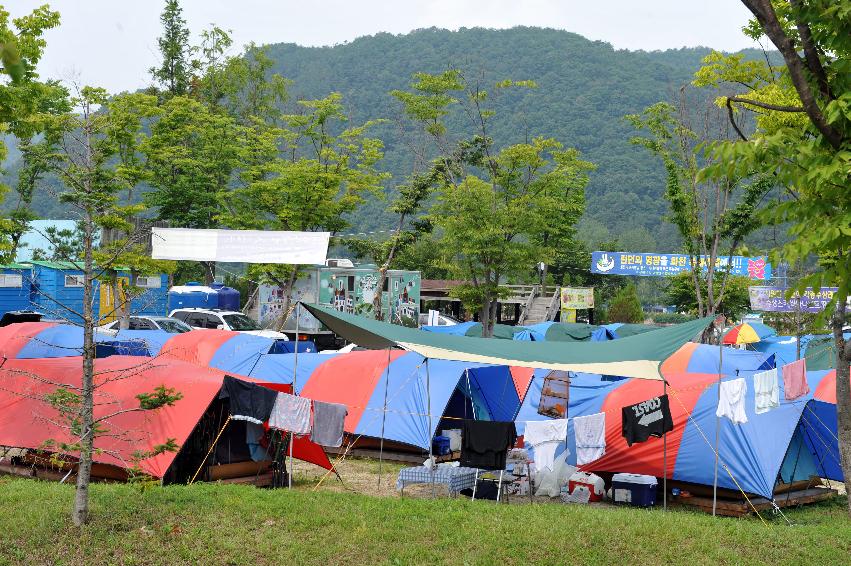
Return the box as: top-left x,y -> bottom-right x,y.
151,228 -> 330,264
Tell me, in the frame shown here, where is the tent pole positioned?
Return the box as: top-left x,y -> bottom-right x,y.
426,357 -> 435,498
713,325 -> 723,516
377,346 -> 392,492
289,302 -> 300,490
663,379 -> 667,511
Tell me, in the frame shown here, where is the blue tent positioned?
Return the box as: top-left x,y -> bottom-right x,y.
239,350 -> 521,450
14,324 -> 171,358
513,345 -> 842,498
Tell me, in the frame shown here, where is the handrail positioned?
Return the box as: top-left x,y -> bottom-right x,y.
544,287 -> 561,321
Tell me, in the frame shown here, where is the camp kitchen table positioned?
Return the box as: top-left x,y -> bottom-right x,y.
396,465 -> 478,496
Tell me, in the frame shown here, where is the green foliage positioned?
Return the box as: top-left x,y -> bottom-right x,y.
606,283 -> 644,323
627,95 -> 772,316
149,0 -> 191,97
665,272 -> 752,319
142,95 -> 242,228
136,385 -> 183,410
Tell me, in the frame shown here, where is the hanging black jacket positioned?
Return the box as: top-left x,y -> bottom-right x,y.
460,420 -> 517,470
219,375 -> 277,424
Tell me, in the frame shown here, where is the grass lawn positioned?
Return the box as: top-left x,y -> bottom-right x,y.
1,464 -> 849,565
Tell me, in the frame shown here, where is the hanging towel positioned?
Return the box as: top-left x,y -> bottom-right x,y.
716,378 -> 748,424
219,375 -> 277,424
524,419 -> 568,472
311,401 -> 348,447
245,421 -> 270,462
753,368 -> 780,414
574,412 -> 606,465
268,393 -> 312,434
460,420 -> 517,471
782,358 -> 809,400
621,394 -> 674,446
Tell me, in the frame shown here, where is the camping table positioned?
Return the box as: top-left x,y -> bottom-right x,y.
396,466 -> 478,496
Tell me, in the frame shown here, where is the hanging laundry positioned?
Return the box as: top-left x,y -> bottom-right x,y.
716,378 -> 748,424
753,368 -> 780,414
245,421 -> 270,462
782,358 -> 809,400
219,375 -> 277,425
621,394 -> 673,446
268,392 -> 312,435
574,412 -> 606,465
460,420 -> 517,471
311,401 -> 348,448
524,419 -> 568,472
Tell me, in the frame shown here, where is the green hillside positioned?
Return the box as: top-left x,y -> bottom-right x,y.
262,27 -> 768,251
3,27 -> 773,252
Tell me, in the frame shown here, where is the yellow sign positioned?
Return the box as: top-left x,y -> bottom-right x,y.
560,287 -> 594,310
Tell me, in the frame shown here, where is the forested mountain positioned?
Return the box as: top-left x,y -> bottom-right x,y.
2,26 -> 773,252
261,27 -> 774,252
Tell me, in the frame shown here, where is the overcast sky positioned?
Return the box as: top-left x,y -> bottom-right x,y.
11,0 -> 761,94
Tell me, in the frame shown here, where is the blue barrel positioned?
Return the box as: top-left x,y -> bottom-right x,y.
211,283 -> 240,311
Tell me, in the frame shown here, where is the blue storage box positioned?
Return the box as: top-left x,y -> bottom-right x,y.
612,473 -> 657,507
432,435 -> 451,456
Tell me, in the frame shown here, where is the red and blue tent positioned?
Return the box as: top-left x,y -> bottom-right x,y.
515,342 -> 843,498
230,349 -> 526,451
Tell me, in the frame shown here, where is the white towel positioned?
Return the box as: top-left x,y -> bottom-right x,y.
753,369 -> 779,414
525,419 -> 568,472
268,393 -> 312,434
716,378 -> 748,424
574,412 -> 606,465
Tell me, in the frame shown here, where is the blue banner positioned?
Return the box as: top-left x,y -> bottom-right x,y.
591,251 -> 772,280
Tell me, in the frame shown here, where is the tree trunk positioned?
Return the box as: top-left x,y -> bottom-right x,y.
374,267 -> 387,322
201,261 -> 215,285
73,213 -> 96,526
831,297 -> 851,515
479,298 -> 492,338
274,267 -> 300,332
115,278 -> 130,330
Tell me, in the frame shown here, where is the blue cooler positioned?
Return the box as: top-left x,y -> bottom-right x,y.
612,473 -> 657,507
432,435 -> 451,456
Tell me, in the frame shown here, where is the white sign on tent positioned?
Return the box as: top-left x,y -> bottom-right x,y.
151,228 -> 330,264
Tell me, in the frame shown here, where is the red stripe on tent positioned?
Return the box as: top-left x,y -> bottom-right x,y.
300,349 -> 407,434
660,342 -> 698,376
813,369 -> 838,403
582,372 -> 718,478
510,367 -> 535,399
0,322 -> 59,358
160,330 -> 239,365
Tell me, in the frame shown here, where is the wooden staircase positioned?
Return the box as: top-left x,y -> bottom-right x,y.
512,285 -> 560,325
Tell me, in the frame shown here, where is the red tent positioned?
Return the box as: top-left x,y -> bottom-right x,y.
0,355 -> 332,478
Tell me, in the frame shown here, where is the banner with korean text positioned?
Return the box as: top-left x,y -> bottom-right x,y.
591,251 -> 771,280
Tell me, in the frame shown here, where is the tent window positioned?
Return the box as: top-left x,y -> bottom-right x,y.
538,370 -> 570,419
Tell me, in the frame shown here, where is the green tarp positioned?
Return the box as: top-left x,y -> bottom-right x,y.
304,303 -> 713,381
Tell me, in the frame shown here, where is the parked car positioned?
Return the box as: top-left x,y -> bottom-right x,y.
169,308 -> 289,340
97,316 -> 193,335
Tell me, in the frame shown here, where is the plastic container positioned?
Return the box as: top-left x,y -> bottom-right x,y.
441,429 -> 462,452
168,283 -> 219,311
568,471 -> 605,502
211,283 -> 240,311
432,435 -> 451,456
611,473 -> 657,507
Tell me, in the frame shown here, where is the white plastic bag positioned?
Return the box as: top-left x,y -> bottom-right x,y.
534,450 -> 576,498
